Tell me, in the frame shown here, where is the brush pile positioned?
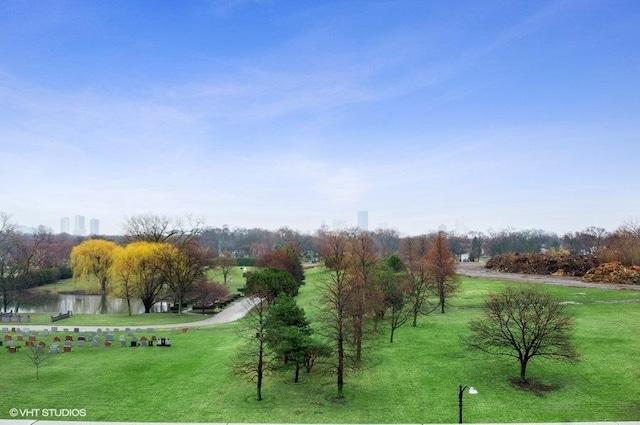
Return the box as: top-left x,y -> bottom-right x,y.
485,253 -> 599,276
581,261 -> 640,285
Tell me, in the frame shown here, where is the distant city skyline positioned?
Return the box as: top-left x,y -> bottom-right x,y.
55,215 -> 99,236
1,2 -> 638,237
5,208 -> 632,238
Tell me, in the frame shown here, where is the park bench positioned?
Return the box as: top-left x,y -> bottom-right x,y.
51,311 -> 73,322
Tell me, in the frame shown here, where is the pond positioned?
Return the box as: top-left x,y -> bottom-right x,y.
2,292 -> 169,315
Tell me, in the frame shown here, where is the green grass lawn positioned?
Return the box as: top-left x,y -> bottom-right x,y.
2,269 -> 640,423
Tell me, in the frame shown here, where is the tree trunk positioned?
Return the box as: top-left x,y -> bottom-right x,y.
520,358 -> 528,383
294,363 -> 300,383
142,297 -> 153,314
257,349 -> 263,401
337,333 -> 345,400
177,292 -> 183,316
355,319 -> 362,362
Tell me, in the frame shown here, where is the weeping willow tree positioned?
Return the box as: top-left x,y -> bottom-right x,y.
70,239 -> 119,293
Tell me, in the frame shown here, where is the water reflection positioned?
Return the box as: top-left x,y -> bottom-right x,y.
4,293 -> 168,315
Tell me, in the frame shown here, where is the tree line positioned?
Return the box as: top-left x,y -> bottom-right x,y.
2,209 -> 638,314
199,222 -> 640,266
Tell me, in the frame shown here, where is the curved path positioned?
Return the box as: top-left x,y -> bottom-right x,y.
7,297 -> 258,333
456,261 -> 640,290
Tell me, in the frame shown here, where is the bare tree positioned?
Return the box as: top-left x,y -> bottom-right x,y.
234,293 -> 272,401
123,213 -> 204,246
346,230 -> 381,362
0,213 -> 18,312
426,231 -> 458,313
157,243 -> 211,314
372,227 -> 400,258
400,235 -> 437,325
319,231 -> 352,400
582,226 -> 608,253
378,266 -> 410,343
0,218 -> 56,312
213,250 -> 236,286
24,345 -> 51,381
465,286 -> 580,383
602,222 -> 640,266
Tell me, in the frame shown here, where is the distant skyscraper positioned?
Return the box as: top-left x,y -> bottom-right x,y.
74,215 -> 86,236
61,217 -> 70,234
357,210 -> 369,231
89,218 -> 99,235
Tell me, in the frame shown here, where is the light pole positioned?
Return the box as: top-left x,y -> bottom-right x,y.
458,385 -> 478,424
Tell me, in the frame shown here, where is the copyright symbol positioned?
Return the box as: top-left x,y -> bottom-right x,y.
9,408 -> 18,417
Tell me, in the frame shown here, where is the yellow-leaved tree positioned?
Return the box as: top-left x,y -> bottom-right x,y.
110,241 -> 168,314
110,245 -> 139,316
70,239 -> 119,293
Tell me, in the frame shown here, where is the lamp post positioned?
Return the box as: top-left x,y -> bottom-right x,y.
458,385 -> 478,424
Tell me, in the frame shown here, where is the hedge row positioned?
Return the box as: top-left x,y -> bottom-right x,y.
3,267 -> 72,289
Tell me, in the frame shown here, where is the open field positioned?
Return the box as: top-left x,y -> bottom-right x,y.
2,267 -> 640,423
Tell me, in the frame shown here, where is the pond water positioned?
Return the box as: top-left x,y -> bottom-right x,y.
2,292 -> 169,315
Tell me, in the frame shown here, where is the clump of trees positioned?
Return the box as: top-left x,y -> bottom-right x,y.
599,220 -> 640,267
236,243 -> 328,401
1,214 -> 72,313
69,214 -> 226,315
318,228 -> 458,399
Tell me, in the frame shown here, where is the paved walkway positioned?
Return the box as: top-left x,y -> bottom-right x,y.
2,297 -> 259,333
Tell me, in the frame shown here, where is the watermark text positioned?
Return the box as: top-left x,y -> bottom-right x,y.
9,407 -> 86,418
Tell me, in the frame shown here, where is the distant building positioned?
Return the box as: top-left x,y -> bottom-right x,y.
74,215 -> 86,236
61,217 -> 70,234
357,210 -> 368,231
89,218 -> 99,235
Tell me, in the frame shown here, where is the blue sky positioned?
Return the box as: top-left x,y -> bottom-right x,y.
1,0 -> 639,236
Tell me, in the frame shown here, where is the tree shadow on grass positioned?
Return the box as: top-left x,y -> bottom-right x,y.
509,377 -> 560,397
